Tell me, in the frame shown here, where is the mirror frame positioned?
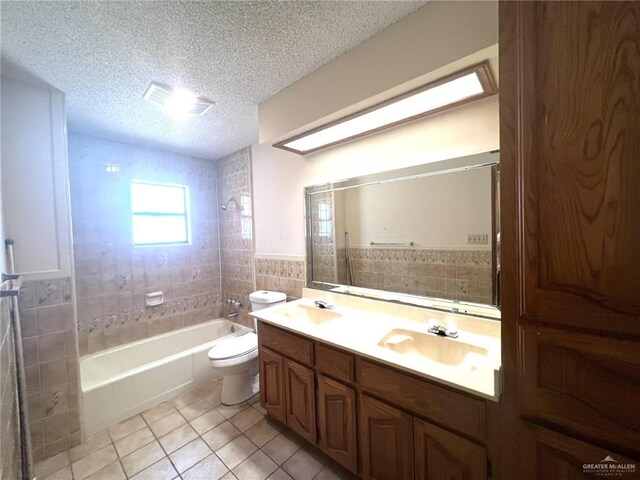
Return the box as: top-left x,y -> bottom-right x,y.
304,150 -> 501,320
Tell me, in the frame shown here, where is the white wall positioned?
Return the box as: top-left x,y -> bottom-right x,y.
341,167 -> 491,248
259,1 -> 498,143
252,95 -> 499,256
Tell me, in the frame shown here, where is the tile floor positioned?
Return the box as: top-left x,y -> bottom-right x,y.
34,380 -> 355,480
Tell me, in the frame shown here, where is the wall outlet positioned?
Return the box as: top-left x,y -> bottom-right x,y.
467,234 -> 489,245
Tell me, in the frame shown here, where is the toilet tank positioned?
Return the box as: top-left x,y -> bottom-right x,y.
249,291 -> 287,312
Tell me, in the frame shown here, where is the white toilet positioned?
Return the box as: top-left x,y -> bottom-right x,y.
208,291 -> 286,405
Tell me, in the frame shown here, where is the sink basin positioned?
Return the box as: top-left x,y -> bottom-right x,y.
271,303 -> 342,326
378,329 -> 490,367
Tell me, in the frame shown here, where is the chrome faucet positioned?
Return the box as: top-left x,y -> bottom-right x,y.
314,299 -> 334,309
427,319 -> 458,338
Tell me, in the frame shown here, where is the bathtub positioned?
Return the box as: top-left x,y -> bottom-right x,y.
80,319 -> 251,436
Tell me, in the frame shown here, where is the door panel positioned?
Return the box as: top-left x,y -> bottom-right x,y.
414,418 -> 486,480
258,347 -> 286,423
284,359 -> 316,443
317,375 -> 357,473
518,1 -> 640,334
360,395 -> 413,480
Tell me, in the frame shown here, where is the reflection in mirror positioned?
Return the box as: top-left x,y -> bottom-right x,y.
306,151 -> 500,318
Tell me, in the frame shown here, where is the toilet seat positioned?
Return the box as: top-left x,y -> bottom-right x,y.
208,332 -> 258,361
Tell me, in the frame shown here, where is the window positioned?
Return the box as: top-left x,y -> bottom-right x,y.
131,181 -> 190,246
317,202 -> 332,237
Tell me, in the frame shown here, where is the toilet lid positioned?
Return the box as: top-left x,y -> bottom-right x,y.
208,332 -> 258,360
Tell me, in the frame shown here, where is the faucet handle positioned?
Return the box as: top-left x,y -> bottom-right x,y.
446,319 -> 458,336
314,298 -> 334,309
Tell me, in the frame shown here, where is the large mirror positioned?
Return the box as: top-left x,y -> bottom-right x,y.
305,151 -> 500,319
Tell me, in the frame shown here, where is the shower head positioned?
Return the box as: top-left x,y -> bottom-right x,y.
220,196 -> 237,211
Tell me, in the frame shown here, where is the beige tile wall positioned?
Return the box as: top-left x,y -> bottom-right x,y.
254,257 -> 306,301
18,278 -> 81,462
68,133 -> 223,355
0,287 -> 21,478
346,247 -> 494,304
216,148 -> 255,329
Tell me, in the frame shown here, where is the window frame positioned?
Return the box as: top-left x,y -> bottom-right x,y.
131,180 -> 191,247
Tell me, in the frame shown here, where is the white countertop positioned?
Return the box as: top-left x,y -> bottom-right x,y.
251,290 -> 501,401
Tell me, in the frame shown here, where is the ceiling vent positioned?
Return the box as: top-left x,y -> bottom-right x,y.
143,82 -> 214,116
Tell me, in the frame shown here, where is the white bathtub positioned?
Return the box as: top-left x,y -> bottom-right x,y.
80,319 -> 250,436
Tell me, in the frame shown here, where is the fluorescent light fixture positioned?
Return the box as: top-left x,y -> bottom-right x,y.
143,82 -> 214,116
274,62 -> 497,155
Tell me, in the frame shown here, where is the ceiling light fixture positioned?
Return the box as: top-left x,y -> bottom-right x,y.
273,62 -> 497,155
143,82 -> 214,116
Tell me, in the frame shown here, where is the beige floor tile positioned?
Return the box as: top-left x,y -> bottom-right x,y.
108,415 -> 146,441
84,461 -> 126,480
216,435 -> 258,470
41,465 -> 72,480
261,432 -> 301,466
169,437 -> 212,473
191,408 -> 226,435
229,406 -> 264,432
247,394 -> 260,405
266,468 -> 294,480
197,379 -> 224,405
35,451 -> 70,478
217,402 -> 249,419
202,421 -> 242,451
221,472 -> 238,480
232,450 -> 278,480
244,419 -> 281,448
121,441 -> 166,477
182,454 -> 229,480
180,398 -> 214,421
70,430 -> 111,462
282,449 -> 324,480
158,423 -> 198,454
149,411 -> 187,437
130,457 -> 178,480
142,402 -> 177,424
71,444 -> 118,480
253,403 -> 268,415
172,389 -> 203,409
114,426 -> 155,457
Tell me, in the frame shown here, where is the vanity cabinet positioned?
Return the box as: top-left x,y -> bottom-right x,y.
258,347 -> 287,423
360,395 -> 413,480
317,375 -> 357,473
257,321 -> 493,479
283,359 -> 316,443
414,418 -> 486,480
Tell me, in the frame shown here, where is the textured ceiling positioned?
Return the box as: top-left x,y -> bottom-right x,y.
1,1 -> 425,160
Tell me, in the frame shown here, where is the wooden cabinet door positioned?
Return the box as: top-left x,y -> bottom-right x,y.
501,0 -> 640,336
414,418 -> 486,480
533,427 -> 639,480
259,347 -> 286,423
316,375 -> 357,473
360,395 -> 413,480
284,359 -> 316,443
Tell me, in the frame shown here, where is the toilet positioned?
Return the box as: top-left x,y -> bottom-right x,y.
208,291 -> 287,405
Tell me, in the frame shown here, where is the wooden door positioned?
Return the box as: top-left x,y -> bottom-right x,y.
501,0 -> 640,336
316,375 -> 357,473
258,347 -> 286,423
284,359 -> 316,443
499,1 -> 640,478
414,418 -> 486,480
360,395 -> 413,480
533,427 -> 640,480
